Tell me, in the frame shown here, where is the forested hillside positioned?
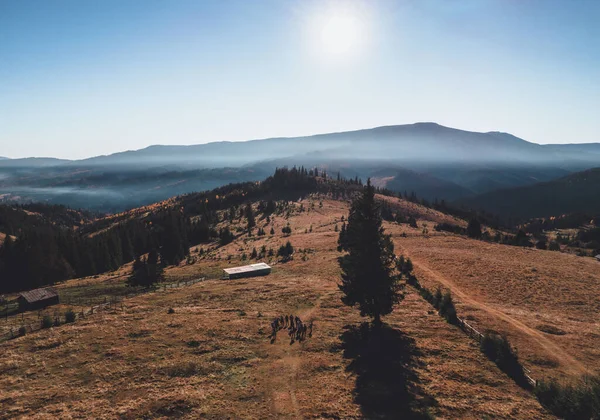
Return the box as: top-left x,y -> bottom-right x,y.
456,168 -> 600,221
0,167 -> 364,293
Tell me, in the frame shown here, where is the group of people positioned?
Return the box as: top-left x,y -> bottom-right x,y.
270,314 -> 313,343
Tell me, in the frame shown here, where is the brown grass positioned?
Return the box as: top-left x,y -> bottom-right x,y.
0,197 -> 558,418
383,195 -> 600,381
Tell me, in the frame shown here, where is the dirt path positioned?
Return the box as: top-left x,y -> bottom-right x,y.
408,255 -> 588,377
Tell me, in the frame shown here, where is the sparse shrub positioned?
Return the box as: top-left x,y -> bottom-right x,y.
241,253 -> 247,261
438,291 -> 458,324
53,318 -> 61,327
408,216 -> 418,229
434,223 -> 466,235
277,241 -> 294,262
467,218 -> 482,239
480,333 -> 529,388
270,227 -> 275,235
186,340 -> 200,348
168,308 -> 175,314
18,326 -> 27,336
432,287 -> 443,309
41,315 -> 53,329
534,375 -> 600,419
549,241 -> 561,251
334,224 -> 339,232
65,309 -> 76,323
282,224 -> 292,236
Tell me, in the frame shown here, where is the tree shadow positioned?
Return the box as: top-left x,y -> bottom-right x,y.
340,322 -> 437,419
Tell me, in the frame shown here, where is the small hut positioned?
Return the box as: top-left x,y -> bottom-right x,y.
17,287 -> 59,311
223,263 -> 272,280
595,254 -> 600,262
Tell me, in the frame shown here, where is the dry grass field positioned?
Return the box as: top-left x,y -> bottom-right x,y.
2,196 -> 593,418
382,196 -> 600,382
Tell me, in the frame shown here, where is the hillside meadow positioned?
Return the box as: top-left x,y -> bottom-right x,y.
1,196 -> 595,418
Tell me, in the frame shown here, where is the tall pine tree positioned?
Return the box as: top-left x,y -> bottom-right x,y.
338,179 -> 401,325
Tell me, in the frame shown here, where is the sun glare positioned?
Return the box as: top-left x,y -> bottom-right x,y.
320,15 -> 359,54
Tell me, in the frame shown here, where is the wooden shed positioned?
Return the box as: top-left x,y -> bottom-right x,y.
595,254 -> 600,262
223,263 -> 272,280
17,287 -> 60,311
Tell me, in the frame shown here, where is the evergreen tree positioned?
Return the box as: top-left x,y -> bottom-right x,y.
245,203 -> 255,234
338,179 -> 401,325
127,255 -> 149,287
467,218 -> 482,239
147,248 -> 164,284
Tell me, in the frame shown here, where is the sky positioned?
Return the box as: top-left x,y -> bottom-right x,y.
1,0 -> 599,159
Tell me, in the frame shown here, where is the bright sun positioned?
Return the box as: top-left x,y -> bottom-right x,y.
320,16 -> 359,55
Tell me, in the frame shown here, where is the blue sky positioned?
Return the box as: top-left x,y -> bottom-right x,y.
1,0 -> 599,159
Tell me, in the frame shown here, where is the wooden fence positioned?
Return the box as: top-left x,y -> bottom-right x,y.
0,277 -> 205,343
411,280 -> 538,389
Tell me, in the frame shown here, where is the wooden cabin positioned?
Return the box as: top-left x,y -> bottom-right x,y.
17,287 -> 60,311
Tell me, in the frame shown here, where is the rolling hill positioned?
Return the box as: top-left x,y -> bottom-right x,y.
1,123 -> 599,211
456,167 -> 600,220
2,173 -> 598,418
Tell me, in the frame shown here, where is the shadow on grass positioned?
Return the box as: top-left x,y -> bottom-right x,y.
340,322 -> 437,419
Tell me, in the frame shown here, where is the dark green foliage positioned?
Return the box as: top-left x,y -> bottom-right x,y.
127,250 -> 164,288
219,227 -> 234,246
282,224 -> 292,235
277,241 -> 294,261
245,203 -> 255,234
534,375 -> 600,420
41,315 -> 53,329
268,248 -> 274,257
269,227 -> 275,235
18,326 -> 27,336
408,217 -> 418,229
396,255 -> 414,278
513,230 -> 533,247
536,236 -> 548,250
168,307 -> 175,314
466,218 -> 482,239
337,222 -> 348,251
338,179 -> 401,325
480,333 -> 529,388
438,291 -> 458,324
434,223 -> 466,235
549,241 -> 561,251
433,287 -> 443,309
65,309 -> 76,323
250,247 -> 258,259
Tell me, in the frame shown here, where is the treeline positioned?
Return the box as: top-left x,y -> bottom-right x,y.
0,167 -> 371,293
0,209 -> 190,293
0,204 -> 94,235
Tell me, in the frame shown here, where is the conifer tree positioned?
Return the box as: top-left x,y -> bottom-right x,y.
245,203 -> 255,234
338,179 -> 400,325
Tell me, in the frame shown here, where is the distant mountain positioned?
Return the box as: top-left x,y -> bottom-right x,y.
60,123 -> 592,169
456,167 -> 600,221
0,157 -> 70,168
2,123 -> 600,212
